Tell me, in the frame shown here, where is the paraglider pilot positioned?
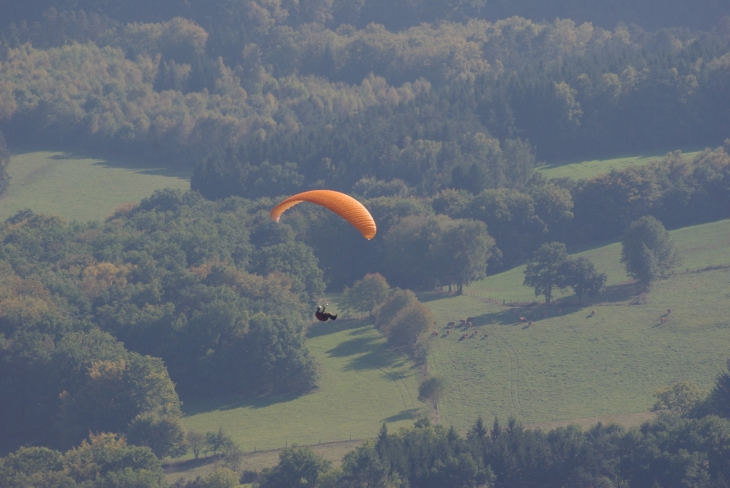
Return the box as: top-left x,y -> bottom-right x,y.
315,305 -> 337,321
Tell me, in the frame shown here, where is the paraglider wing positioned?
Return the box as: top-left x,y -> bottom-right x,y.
270,190 -> 377,239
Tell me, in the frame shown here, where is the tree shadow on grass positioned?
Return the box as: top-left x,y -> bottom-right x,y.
306,318 -> 371,339
382,408 -> 421,423
164,455 -> 218,474
340,344 -> 401,373
415,291 -> 455,303
598,282 -> 642,304
182,393 -> 301,415
465,283 -> 639,325
318,325 -> 403,372
326,336 -> 380,358
47,150 -> 192,179
383,370 -> 409,381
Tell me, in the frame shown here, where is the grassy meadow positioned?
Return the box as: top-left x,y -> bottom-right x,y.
538,149 -> 702,180
177,218 -> 730,471
179,318 -> 426,453
4,147 -> 729,475
0,150 -> 190,222
426,219 -> 730,431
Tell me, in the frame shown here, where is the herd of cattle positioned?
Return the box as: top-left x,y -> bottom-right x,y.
430,317 -> 489,341
429,307 -> 674,340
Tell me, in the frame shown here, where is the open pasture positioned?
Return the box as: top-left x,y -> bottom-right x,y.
179,318 -> 426,454
538,149 -> 702,180
0,150 -> 190,222
426,219 -> 730,432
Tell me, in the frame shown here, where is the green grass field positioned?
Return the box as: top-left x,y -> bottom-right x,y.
179,318 -> 426,453
178,219 -> 730,471
5,147 -> 729,475
537,149 -> 702,180
0,150 -> 190,222
426,219 -> 730,432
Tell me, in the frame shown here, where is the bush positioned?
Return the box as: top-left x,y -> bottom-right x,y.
373,289 -> 418,332
386,301 -> 434,352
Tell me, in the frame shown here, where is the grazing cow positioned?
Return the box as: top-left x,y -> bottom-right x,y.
483,333 -> 488,339
460,319 -> 467,326
519,316 -> 527,322
667,309 -> 672,314
528,321 -> 532,326
446,330 -> 451,336
430,330 -> 439,338
446,321 -> 455,328
590,310 -> 596,317
660,317 -> 667,323
467,321 -> 473,329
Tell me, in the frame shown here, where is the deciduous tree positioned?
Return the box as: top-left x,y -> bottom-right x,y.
621,216 -> 681,286
558,256 -> 607,302
418,376 -> 446,409
652,381 -> 707,417
523,242 -> 568,304
186,431 -> 205,460
258,445 -> 332,488
433,219 -> 494,294
340,273 -> 390,317
385,301 -> 434,352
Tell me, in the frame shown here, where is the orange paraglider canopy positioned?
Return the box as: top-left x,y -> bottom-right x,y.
270,190 -> 377,240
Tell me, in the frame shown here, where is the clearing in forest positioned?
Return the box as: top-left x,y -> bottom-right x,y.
538,149 -> 702,180
0,150 -> 190,222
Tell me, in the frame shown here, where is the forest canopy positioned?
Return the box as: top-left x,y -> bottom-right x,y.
1,0 -> 730,472
0,2 -> 729,201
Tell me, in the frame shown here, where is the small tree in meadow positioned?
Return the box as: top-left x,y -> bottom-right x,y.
386,301 -> 434,352
373,289 -> 418,332
186,430 -> 205,459
418,377 -> 447,410
523,242 -> 568,304
621,216 -> 681,287
559,256 -> 607,302
205,428 -> 232,457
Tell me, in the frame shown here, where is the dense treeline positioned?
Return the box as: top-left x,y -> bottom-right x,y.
290,145 -> 730,288
331,414 -> 730,488
183,146 -> 730,294
193,32 -> 730,197
0,190 -> 326,455
0,433 -> 167,488
1,6 -> 729,179
1,0 -> 728,37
